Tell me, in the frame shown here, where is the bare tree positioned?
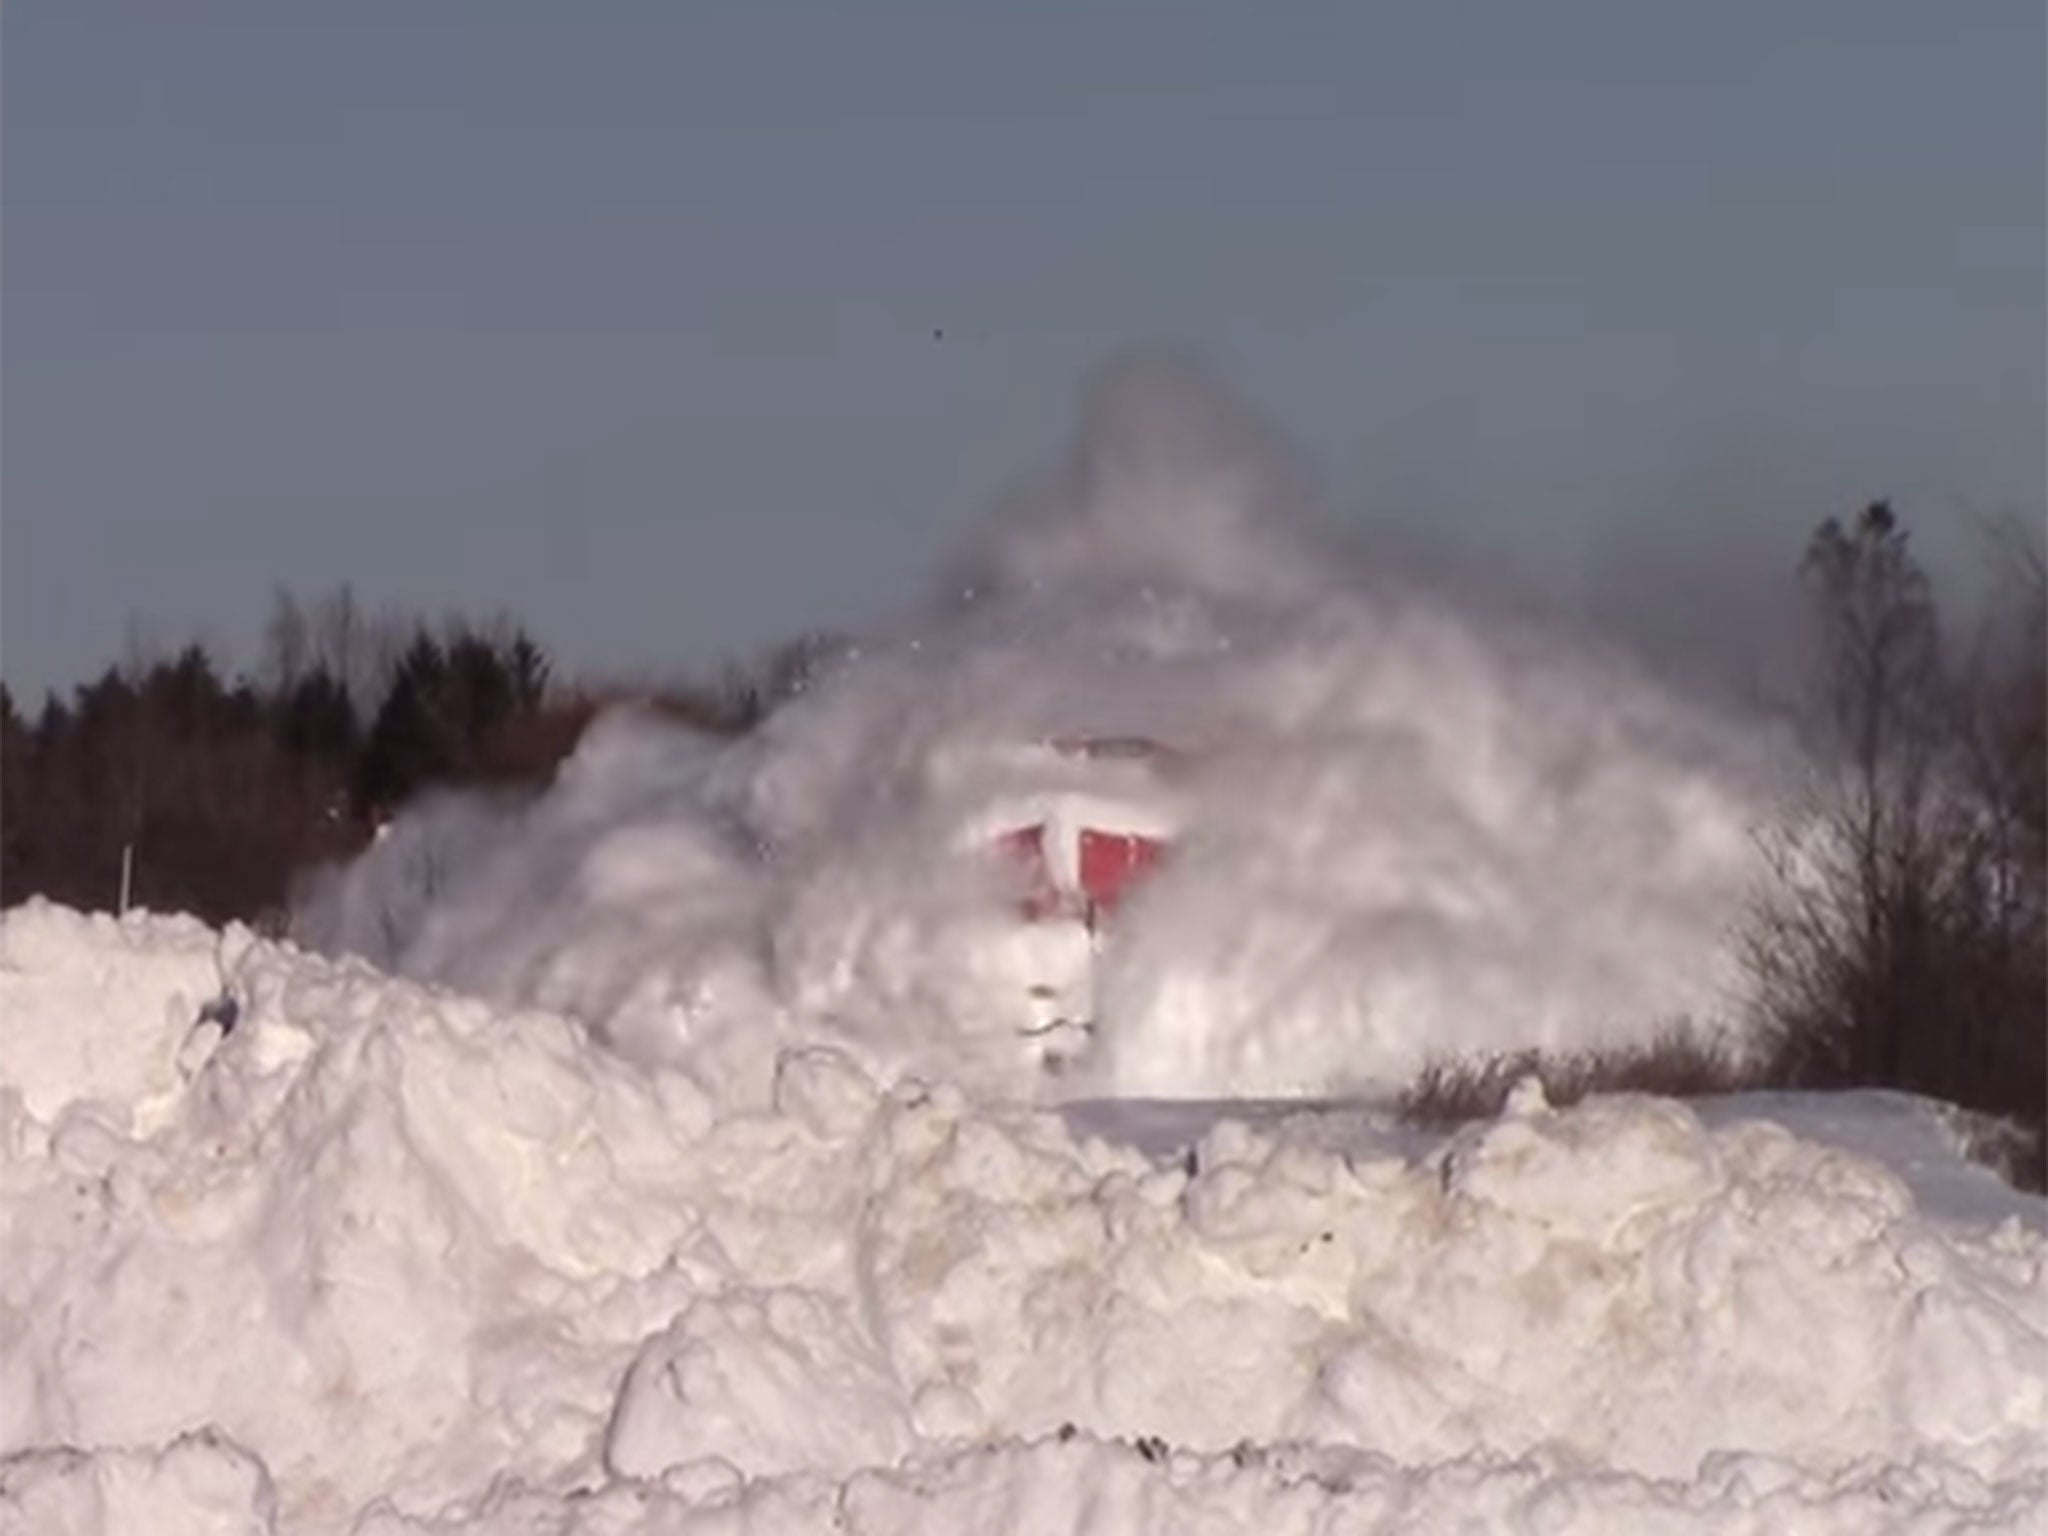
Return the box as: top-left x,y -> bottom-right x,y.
1746,501 -> 2046,1183
1955,514 -> 2046,889
262,586 -> 310,693
1786,502 -> 1944,1080
263,582 -> 413,717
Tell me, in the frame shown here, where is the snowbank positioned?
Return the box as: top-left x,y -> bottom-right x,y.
5,900 -> 2043,1533
296,358 -> 1788,1105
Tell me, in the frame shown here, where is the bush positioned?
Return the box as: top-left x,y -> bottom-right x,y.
1397,1027 -> 1757,1126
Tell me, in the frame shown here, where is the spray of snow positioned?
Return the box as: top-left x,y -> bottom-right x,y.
296,355 -> 1789,1103
3,902 -> 2043,1533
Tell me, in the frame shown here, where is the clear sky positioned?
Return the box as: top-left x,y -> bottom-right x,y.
5,1 -> 2041,703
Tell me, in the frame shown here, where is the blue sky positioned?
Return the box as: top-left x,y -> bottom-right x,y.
5,1 -> 2041,701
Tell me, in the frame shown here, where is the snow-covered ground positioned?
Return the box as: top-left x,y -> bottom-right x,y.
3,901 -> 2043,1534
6,361 -> 2043,1532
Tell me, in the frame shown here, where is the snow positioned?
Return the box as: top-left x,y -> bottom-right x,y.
6,359 -> 2044,1532
294,356 -> 1788,1105
4,901 -> 2043,1533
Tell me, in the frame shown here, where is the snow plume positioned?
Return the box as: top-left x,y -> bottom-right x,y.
296,352 -> 1791,1104
956,348 -> 1336,605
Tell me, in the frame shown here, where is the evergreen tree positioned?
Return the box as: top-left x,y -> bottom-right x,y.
278,667 -> 359,764
505,632 -> 550,712
0,687 -> 28,900
356,633 -> 453,816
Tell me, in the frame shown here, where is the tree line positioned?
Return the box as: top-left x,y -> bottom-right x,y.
0,586 -> 833,927
2,514 -> 2042,1176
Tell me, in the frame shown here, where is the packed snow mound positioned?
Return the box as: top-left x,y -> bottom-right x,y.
297,358 -> 1788,1104
4,901 -> 2043,1533
17,1437 -> 2048,1536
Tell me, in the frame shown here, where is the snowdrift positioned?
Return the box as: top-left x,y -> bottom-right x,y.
4,901 -> 2043,1534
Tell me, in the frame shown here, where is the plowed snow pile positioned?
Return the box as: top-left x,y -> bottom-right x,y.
4,902 -> 2044,1534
